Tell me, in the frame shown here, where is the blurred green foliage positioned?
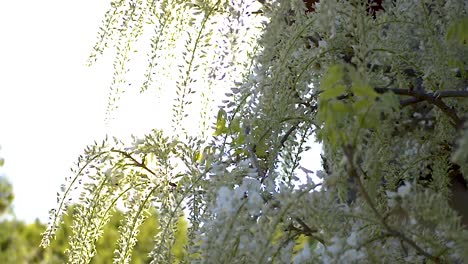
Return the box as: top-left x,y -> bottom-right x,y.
0,177 -> 14,215
0,205 -> 159,263
0,149 -> 13,215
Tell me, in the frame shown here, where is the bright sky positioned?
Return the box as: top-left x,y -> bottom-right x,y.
0,0 -> 143,222
0,1 -> 322,223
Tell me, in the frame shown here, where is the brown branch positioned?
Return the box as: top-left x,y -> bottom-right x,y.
374,88 -> 464,128
400,97 -> 423,107
433,90 -> 468,98
374,88 -> 468,98
323,85 -> 464,128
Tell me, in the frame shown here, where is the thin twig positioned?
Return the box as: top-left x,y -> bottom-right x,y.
285,218 -> 325,244
111,149 -> 157,176
280,125 -> 298,147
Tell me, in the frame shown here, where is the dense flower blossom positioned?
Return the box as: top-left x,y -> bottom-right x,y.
41,0 -> 468,263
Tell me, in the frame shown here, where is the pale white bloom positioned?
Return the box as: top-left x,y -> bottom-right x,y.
237,159 -> 250,168
135,138 -> 145,145
215,186 -> 235,214
386,190 -> 397,199
397,182 -> 411,197
233,186 -> 246,200
292,50 -> 302,59
211,162 -> 227,176
316,170 -> 326,179
327,236 -> 343,255
246,192 -> 262,214
246,170 -> 258,178
293,242 -> 311,263
340,249 -> 365,262
104,168 -> 112,178
318,40 -> 328,48
346,231 -> 358,247
242,178 -> 261,191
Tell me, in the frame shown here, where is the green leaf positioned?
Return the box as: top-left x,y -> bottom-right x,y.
352,84 -> 378,98
448,59 -> 468,79
293,234 -> 308,254
255,141 -> 268,158
214,109 -> 227,136
379,92 -> 399,111
172,215 -> 188,263
330,101 -> 348,113
234,134 -> 245,147
320,65 -> 349,100
353,98 -> 371,112
317,100 -> 329,122
447,17 -> 468,45
321,65 -> 344,90
195,150 -> 204,163
234,148 -> 245,156
320,84 -> 346,100
229,117 -> 241,133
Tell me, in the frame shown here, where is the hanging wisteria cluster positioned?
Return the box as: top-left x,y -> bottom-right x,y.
42,0 -> 468,263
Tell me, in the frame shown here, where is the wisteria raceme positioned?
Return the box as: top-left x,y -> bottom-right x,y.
42,0 -> 468,263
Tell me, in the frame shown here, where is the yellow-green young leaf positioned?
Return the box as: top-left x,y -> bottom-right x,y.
293,234 -> 308,254
234,148 -> 243,155
358,111 -> 378,129
271,226 -> 284,245
330,101 -> 349,113
321,65 -> 344,91
234,134 -> 245,147
172,215 -> 189,263
448,59 -> 468,79
316,130 -> 325,142
195,146 -> 210,163
318,128 -> 338,148
379,92 -> 399,111
328,130 -> 338,147
214,109 -> 227,136
229,117 -> 241,133
317,101 -> 329,122
353,98 -> 371,112
447,17 -> 468,45
325,114 -> 336,133
320,84 -> 347,100
195,150 -> 204,163
448,58 -> 464,69
205,158 -> 212,170
255,141 -> 268,158
352,84 -> 378,98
